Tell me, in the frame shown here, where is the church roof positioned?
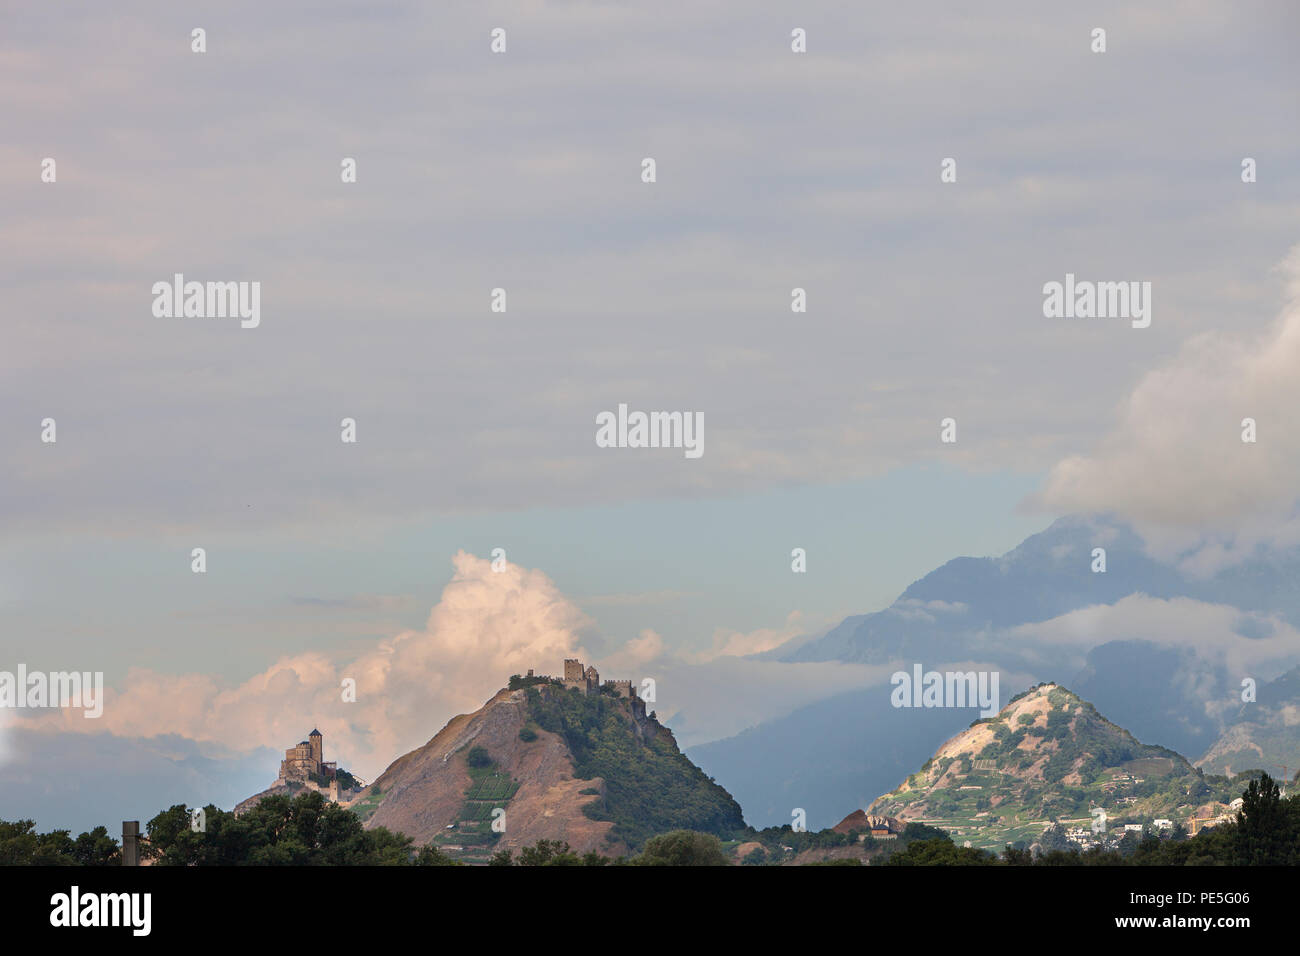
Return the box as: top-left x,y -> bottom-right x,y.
309,728 -> 322,736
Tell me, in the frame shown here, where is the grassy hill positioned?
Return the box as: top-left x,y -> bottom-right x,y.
869,683 -> 1245,849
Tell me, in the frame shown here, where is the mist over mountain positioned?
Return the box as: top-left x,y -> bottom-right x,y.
1198,666 -> 1300,780
785,514 -> 1300,666
1070,640 -> 1225,759
686,687 -> 982,831
0,728 -> 277,834
691,514 -> 1300,827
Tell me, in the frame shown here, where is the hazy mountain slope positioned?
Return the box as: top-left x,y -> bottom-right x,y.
784,516 -> 1181,664
704,513 -> 1300,829
1198,665 -> 1300,781
687,686 -> 983,830
784,514 -> 1300,665
1069,640 -> 1227,758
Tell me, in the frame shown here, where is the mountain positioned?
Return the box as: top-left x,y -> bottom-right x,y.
1068,639 -> 1231,759
1197,665 -> 1300,781
687,686 -> 981,831
783,516 -> 1174,665
784,514 -> 1300,666
347,679 -> 744,861
692,514 -> 1300,826
866,683 -> 1242,850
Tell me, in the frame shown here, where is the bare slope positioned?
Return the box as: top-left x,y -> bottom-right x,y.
355,687 -> 621,856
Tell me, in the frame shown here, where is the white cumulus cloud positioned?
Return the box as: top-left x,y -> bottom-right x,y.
40,552 -> 593,781
1035,243 -> 1300,561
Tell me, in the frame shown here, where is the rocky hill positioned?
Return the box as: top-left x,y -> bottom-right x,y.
348,680 -> 744,861
867,683 -> 1244,849
235,778 -> 365,816
235,781 -> 298,815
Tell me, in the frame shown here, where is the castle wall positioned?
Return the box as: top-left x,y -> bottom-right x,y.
558,660 -> 641,702
605,679 -> 634,698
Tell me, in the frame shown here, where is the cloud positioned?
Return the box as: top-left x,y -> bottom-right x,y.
1007,593 -> 1300,681
1035,244 -> 1300,555
4,4 -> 1298,535
17,556 -> 892,773
289,594 -> 414,611
35,552 -> 594,782
891,598 -> 969,623
643,657 -> 889,748
690,611 -> 810,663
599,629 -> 666,671
578,590 -> 693,608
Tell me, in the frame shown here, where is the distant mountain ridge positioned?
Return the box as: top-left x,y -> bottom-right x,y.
687,685 -> 986,831
1197,668 -> 1300,780
784,514 -> 1300,665
690,514 -> 1300,828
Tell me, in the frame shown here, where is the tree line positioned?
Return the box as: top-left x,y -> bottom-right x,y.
3,773 -> 1295,866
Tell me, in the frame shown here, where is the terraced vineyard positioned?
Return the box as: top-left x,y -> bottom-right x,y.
429,758 -> 521,863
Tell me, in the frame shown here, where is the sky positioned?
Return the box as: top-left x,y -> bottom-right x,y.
2,0 -> 1298,832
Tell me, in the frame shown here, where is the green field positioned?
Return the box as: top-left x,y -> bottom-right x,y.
428,763 -> 521,861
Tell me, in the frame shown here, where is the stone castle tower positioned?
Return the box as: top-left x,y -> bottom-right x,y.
563,658 -> 595,692
555,659 -> 646,719
278,728 -> 337,785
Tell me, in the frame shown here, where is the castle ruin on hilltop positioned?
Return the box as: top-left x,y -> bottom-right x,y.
522,659 -> 647,719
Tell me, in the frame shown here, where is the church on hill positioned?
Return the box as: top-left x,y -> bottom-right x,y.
278,728 -> 338,785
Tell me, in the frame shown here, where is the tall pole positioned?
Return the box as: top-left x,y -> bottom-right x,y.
122,821 -> 140,866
